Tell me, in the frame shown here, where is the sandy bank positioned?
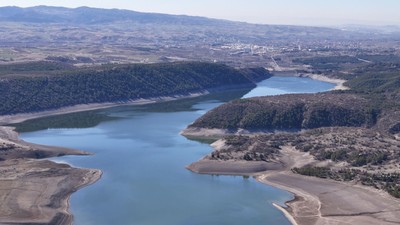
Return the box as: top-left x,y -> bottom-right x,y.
0,126 -> 90,159
188,145 -> 400,225
0,113 -> 104,225
259,171 -> 400,225
180,127 -> 231,140
0,159 -> 101,225
272,70 -> 349,91
298,73 -> 349,91
187,159 -> 282,175
0,89 -> 247,225
273,203 -> 299,225
187,138 -> 284,174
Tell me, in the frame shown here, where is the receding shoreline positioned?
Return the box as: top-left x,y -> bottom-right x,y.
0,124 -> 103,225
272,203 -> 299,225
0,92 -> 208,125
0,74 -> 353,225
185,143 -> 400,225
272,70 -> 349,91
0,71 -> 347,126
258,171 -> 400,225
0,92 -> 212,225
298,73 -> 349,91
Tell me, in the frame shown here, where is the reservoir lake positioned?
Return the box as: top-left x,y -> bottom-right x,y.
19,76 -> 335,225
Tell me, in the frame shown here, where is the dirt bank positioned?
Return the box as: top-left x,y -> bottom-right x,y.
188,146 -> 400,225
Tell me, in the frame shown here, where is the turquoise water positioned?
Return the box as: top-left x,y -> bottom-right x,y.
243,76 -> 335,98
19,76 -> 335,225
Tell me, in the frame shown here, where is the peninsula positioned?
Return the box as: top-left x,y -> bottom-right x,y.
183,65 -> 400,224
0,61 -> 270,224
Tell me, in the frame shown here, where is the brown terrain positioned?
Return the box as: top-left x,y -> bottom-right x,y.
0,92 -> 219,225
0,125 -> 101,225
261,146 -> 400,225
184,82 -> 400,225
0,5 -> 399,225
186,137 -> 400,225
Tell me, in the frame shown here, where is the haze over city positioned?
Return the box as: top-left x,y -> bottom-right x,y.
0,0 -> 399,26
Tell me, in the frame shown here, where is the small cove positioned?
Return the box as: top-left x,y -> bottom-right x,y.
19,76 -> 335,225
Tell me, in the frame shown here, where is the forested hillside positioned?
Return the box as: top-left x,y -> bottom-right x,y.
189,63 -> 400,132
189,93 -> 379,130
185,64 -> 400,198
345,63 -> 400,93
0,62 -> 271,115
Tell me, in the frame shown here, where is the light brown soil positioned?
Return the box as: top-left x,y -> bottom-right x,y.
260,171 -> 400,225
0,159 -> 101,225
0,92 -> 208,225
188,145 -> 400,225
0,126 -> 101,225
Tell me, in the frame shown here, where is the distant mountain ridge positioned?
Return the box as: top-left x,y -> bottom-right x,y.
1,6 -> 398,41
0,6 -> 230,25
1,6 -> 366,45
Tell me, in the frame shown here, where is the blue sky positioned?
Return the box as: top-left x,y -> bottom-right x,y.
0,0 -> 399,26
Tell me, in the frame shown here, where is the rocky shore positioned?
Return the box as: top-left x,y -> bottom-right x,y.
182,74 -> 400,225
185,142 -> 400,225
0,126 -> 101,225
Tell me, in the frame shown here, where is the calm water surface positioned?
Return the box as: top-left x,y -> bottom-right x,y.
19,76 -> 335,225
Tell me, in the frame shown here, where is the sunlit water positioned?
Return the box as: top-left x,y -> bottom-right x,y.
18,76 -> 335,225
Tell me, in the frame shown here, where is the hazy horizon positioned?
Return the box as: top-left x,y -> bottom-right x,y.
0,0 -> 399,27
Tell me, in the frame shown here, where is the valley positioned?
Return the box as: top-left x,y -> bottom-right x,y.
0,5 -> 399,225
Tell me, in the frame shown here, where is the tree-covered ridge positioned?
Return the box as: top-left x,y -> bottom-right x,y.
0,61 -> 72,77
185,59 -> 400,198
190,93 -> 379,130
294,56 -> 400,80
345,67 -> 400,93
0,62 -> 271,115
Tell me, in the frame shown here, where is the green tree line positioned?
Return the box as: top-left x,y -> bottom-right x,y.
0,62 -> 271,115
